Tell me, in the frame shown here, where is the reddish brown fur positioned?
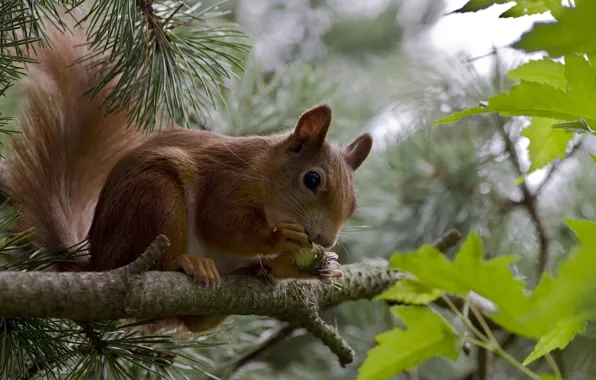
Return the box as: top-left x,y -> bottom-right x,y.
6,28 -> 144,271
7,27 -> 373,334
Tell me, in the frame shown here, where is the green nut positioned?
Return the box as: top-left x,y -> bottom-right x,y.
294,244 -> 325,273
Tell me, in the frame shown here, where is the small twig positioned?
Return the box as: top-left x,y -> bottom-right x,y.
477,347 -> 490,380
306,316 -> 354,367
128,347 -> 176,360
494,115 -> 551,274
458,332 -> 517,380
117,234 -> 170,275
431,228 -> 462,253
136,0 -> 162,31
77,321 -> 106,351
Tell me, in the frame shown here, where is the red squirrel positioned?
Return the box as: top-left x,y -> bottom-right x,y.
4,28 -> 373,333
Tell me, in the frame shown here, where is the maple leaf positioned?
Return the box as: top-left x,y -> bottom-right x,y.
375,277 -> 444,305
357,306 -> 460,380
506,58 -> 566,90
453,0 -> 562,18
523,314 -> 587,365
514,1 -> 596,57
389,233 -> 545,338
434,55 -> 596,127
521,117 -> 573,172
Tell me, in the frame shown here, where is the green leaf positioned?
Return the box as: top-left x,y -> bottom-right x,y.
506,58 -> 566,90
521,117 -> 573,172
389,233 -> 544,337
565,219 -> 596,256
375,278 -> 444,305
433,106 -> 488,125
523,314 -> 587,365
590,153 -> 596,162
539,375 -> 562,380
532,272 -> 554,302
514,175 -> 525,185
552,119 -> 592,133
500,1 -> 555,18
514,1 -> 596,57
454,0 -> 561,17
436,54 -> 596,126
521,219 -> 596,330
491,54 -> 596,120
357,306 -> 461,380
453,0 -> 513,13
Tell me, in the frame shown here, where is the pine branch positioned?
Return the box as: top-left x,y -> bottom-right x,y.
0,0 -> 67,143
78,0 -> 249,131
0,235 -> 403,367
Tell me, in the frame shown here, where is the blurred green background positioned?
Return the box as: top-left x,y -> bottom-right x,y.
2,0 -> 595,379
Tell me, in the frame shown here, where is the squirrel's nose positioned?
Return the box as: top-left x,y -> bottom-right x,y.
305,229 -> 335,249
312,233 -> 335,249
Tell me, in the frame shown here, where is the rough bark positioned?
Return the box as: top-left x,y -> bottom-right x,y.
0,235 -> 402,366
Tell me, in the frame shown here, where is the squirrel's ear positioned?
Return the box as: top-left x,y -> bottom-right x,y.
344,133 -> 372,171
289,104 -> 332,151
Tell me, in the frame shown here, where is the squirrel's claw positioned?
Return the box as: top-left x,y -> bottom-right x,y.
316,251 -> 343,284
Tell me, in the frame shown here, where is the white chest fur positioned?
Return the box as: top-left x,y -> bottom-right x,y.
184,183 -> 258,275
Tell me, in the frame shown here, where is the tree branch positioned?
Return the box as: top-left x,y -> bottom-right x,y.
0,235 -> 402,367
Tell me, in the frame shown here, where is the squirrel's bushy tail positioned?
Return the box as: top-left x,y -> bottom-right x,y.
6,27 -> 145,270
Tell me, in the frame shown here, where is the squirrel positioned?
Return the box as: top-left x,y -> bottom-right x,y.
4,27 -> 373,334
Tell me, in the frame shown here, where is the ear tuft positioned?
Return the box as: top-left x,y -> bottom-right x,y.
344,133 -> 373,171
292,104 -> 332,147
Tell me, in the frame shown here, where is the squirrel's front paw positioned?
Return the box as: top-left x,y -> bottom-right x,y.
169,254 -> 221,286
271,219 -> 311,253
315,252 -> 342,284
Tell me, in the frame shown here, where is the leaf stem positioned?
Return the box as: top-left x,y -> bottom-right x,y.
441,295 -> 487,341
460,336 -> 491,351
468,302 -> 498,346
468,302 -> 542,380
544,350 -> 563,379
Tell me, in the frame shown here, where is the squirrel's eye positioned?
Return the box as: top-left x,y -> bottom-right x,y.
303,171 -> 321,193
